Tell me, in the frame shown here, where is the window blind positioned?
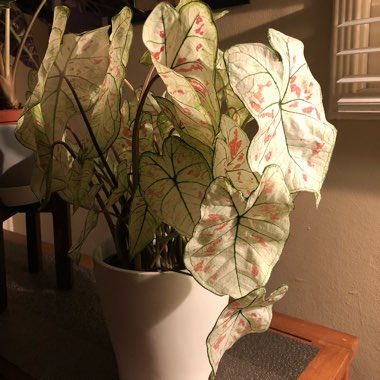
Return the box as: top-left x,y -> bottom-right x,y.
330,0 -> 380,117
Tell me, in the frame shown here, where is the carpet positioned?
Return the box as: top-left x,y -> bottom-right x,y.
0,238 -> 118,380
0,236 -> 319,380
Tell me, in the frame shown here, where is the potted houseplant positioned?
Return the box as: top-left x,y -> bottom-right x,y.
0,0 -> 48,205
15,1 -> 337,379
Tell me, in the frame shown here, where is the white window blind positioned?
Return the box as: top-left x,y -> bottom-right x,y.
329,0 -> 380,118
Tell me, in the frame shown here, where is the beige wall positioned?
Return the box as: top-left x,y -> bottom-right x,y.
10,1 -> 379,378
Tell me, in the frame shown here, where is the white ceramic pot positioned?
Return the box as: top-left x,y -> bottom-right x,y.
93,241 -> 227,380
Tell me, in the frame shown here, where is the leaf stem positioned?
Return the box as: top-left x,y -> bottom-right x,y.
131,67 -> 159,192
62,74 -> 118,189
11,0 -> 47,86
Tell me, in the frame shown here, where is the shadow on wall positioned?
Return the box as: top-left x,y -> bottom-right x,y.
218,0 -> 334,100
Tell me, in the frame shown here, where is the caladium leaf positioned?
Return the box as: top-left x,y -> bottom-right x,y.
139,136 -> 212,238
129,188 -> 160,258
82,7 -> 133,158
225,29 -> 337,202
68,209 -> 99,263
214,115 -> 260,197
155,95 -> 214,166
216,51 -> 251,128
142,1 -> 219,146
207,285 -> 288,377
184,165 -> 293,298
16,6 -> 70,152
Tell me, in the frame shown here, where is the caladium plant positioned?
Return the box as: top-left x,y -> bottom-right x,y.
15,0 -> 336,377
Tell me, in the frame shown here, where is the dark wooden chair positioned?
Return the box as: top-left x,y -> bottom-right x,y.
0,194 -> 73,312
0,124 -> 72,312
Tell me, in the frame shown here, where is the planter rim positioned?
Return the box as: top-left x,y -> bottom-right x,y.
93,247 -> 191,277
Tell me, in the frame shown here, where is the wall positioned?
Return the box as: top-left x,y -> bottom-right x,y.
9,1 -> 379,378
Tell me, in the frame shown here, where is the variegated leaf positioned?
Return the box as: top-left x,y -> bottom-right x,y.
216,51 -> 251,127
207,285 -> 288,376
83,7 -> 133,158
143,1 -> 219,146
129,188 -> 160,257
139,136 -> 212,237
214,115 -> 259,197
184,165 -> 293,298
225,29 -> 337,202
16,6 -> 70,152
69,209 -> 99,263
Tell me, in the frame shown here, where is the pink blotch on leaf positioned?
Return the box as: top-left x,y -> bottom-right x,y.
303,173 -> 308,182
229,129 -> 242,159
153,46 -> 165,60
312,141 -> 324,155
250,101 -> 262,113
265,152 -> 272,162
207,214 -> 223,223
159,30 -> 165,38
210,273 -> 218,282
251,264 -> 259,277
195,24 -> 204,36
194,260 -> 204,272
213,334 -> 226,350
196,43 -> 203,52
188,78 -> 207,96
289,101 -> 299,108
254,235 -> 267,248
176,57 -> 187,65
302,106 -> 314,114
264,134 -> 272,144
177,63 -> 204,73
196,16 -> 203,24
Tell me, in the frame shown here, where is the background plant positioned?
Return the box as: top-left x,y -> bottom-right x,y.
15,1 -> 336,377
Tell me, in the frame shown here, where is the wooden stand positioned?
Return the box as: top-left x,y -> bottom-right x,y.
270,312 -> 359,379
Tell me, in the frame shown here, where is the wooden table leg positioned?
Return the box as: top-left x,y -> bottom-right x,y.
0,224 -> 7,312
25,209 -> 42,273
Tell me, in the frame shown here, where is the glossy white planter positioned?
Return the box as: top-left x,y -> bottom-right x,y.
93,242 -> 227,380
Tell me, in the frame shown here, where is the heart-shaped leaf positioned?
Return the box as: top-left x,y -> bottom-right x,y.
207,285 -> 288,377
16,6 -> 70,153
225,29 -> 337,202
143,1 -> 219,146
139,136 -> 212,237
185,165 -> 293,298
214,115 -> 259,197
82,7 -> 133,158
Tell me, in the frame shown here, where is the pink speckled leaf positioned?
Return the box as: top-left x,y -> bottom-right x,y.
83,7 -> 133,158
214,115 -> 260,197
207,285 -> 288,377
184,165 -> 293,298
225,29 -> 336,202
142,1 -> 219,147
139,136 -> 212,237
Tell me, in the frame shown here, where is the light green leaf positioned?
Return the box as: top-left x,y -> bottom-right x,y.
185,165 -> 293,298
69,209 -> 99,263
16,6 -> 70,152
139,136 -> 212,237
214,115 -> 259,197
143,1 -> 219,146
82,7 -> 133,158
207,285 -> 288,376
225,29 -> 337,202
129,188 -> 160,257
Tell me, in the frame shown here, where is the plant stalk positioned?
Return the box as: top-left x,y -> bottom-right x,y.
4,7 -> 10,79
131,69 -> 159,193
11,0 -> 47,86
